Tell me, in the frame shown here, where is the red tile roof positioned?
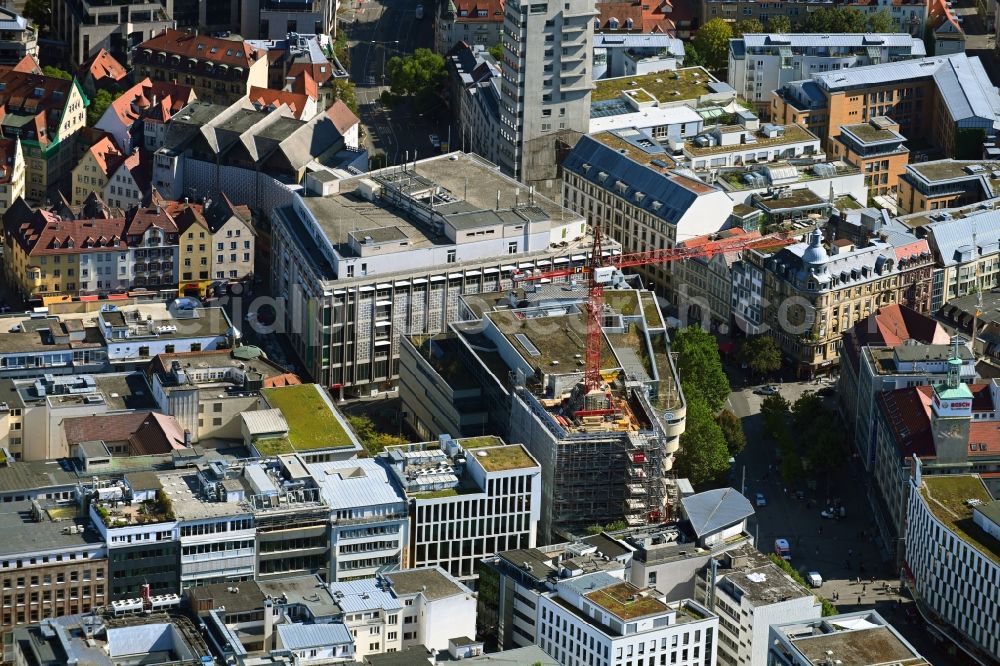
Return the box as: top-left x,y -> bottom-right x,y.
0,71 -> 77,147
291,70 -> 318,101
452,0 -> 504,22
106,78 -> 196,135
129,412 -> 187,455
78,49 -> 128,86
125,204 -> 178,239
264,373 -> 302,388
0,55 -> 40,76
893,239 -> 931,262
6,210 -> 128,257
841,304 -> 949,375
248,86 -> 313,117
138,29 -> 261,68
63,411 -> 149,446
325,99 -> 359,135
85,134 -> 124,178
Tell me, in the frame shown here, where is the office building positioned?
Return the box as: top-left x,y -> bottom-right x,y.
269,152 -> 594,395
51,0 -> 174,66
147,347 -> 293,443
673,228 -> 759,330
536,572 -> 718,666
592,34 -> 685,80
0,8 -> 37,66
920,208 -> 1000,310
240,0 -> 337,41
495,0 -> 595,191
829,116 -> 909,199
905,471 -> 1000,664
309,457 -> 409,581
757,229 -> 934,376
379,434 -> 541,580
680,122 -> 823,172
729,33 -> 926,113
694,545 -> 821,666
771,53 -> 1000,158
896,159 -> 1000,215
562,130 -> 735,297
132,30 -> 269,106
382,568 -> 478,652
768,611 -> 929,666
400,284 -> 686,541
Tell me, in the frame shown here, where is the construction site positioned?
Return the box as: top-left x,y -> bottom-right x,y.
468,282 -> 687,542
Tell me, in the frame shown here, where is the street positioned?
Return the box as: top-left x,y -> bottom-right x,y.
339,0 -> 445,162
728,376 -> 958,664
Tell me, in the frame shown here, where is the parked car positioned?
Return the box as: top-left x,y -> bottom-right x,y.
820,508 -> 837,519
753,385 -> 780,396
755,492 -> 767,507
807,572 -> 823,588
428,134 -> 441,148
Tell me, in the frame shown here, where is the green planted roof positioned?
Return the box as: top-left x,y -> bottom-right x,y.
260,384 -> 356,451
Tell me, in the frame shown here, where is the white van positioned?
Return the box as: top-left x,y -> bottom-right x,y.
807,571 -> 823,588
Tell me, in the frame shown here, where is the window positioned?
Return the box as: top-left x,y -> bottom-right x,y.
447,250 -> 456,263
507,241 -> 518,254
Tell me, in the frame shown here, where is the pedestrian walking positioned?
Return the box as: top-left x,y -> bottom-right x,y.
862,585 -> 866,594
857,595 -> 862,605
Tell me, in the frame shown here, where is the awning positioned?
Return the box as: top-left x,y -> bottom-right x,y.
376,283 -> 392,289
78,295 -> 98,302
395,280 -> 410,287
107,293 -> 128,300
500,265 -> 515,272
518,262 -> 534,269
448,273 -> 463,279
374,340 -> 392,346
465,270 -> 480,277
483,268 -> 500,274
413,278 -> 428,284
430,275 -> 446,282
571,254 -> 585,261
554,257 -> 570,264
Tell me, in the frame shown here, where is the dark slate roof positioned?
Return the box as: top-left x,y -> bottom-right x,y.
681,488 -> 753,538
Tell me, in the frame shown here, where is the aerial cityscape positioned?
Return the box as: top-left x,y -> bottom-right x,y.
0,0 -> 992,663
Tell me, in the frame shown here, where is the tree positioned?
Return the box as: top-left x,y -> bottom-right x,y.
87,89 -> 121,125
23,0 -> 50,33
673,326 -> 730,413
792,391 -> 824,432
331,78 -> 358,114
488,43 -> 504,60
716,409 -> 746,456
387,48 -> 447,99
768,15 -> 792,33
42,66 -> 72,80
692,18 -> 733,71
675,399 -> 731,486
866,9 -> 896,32
333,31 -> 350,67
347,414 -> 407,457
734,19 -> 764,37
683,42 -> 704,68
740,335 -> 781,379
801,7 -> 867,33
760,393 -> 790,442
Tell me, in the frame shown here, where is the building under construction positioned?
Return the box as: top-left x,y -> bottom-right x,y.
399,280 -> 687,542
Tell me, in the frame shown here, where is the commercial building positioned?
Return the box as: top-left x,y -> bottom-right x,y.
896,159 -> 1000,215
680,121 -> 823,172
771,53 -> 1000,158
0,71 -> 87,203
672,228 -> 759,330
695,544 -> 821,666
51,0 -> 174,66
905,471 -> 1000,664
247,33 -> 350,111
400,284 -> 686,541
838,304 -> 958,466
536,572 -> 718,666
170,197 -> 255,297
495,0 -> 595,190
379,434 -> 541,580
562,130 -> 735,296
435,0 -> 504,54
768,611 -> 930,666
829,116 -> 909,199
269,152 -> 594,395
0,501 -> 107,647
309,457 -> 410,581
252,383 -> 363,462
447,43 -> 504,168
152,99 -> 363,210
871,353 -> 1000,562
920,208 -> 1000,310
757,229 -> 934,376
239,0 -> 337,41
147,347 -> 292,443
728,33 -> 926,113
132,30 -> 269,106
381,568 -> 478,653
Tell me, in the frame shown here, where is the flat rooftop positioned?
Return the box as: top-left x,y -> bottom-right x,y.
0,317 -> 104,354
755,188 -> 826,210
258,575 -> 340,618
920,475 -> 1000,564
486,307 -> 617,373
385,567 -> 467,601
593,68 -> 716,103
839,121 -> 904,144
259,384 -> 358,453
585,581 -> 669,621
590,131 -> 677,172
907,160 -> 1000,183
0,501 -> 101,557
686,124 -> 817,157
866,344 -> 974,374
302,152 -> 580,246
0,460 -> 79,495
790,624 -> 928,666
158,470 -> 252,521
467,443 -> 537,472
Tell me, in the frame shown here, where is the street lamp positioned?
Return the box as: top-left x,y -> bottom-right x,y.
373,39 -> 400,86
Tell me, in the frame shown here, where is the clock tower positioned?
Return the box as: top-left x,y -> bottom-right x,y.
930,341 -> 972,464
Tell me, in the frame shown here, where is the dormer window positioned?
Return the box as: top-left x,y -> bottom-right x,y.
32,87 -> 43,97
609,17 -> 619,29
625,17 -> 634,29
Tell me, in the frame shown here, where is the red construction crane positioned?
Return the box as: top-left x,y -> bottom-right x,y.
512,227 -> 794,391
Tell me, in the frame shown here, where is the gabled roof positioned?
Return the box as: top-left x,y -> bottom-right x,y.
291,70 -> 318,100
77,49 -> 128,86
128,412 -> 187,455
4,208 -> 127,257
137,29 -> 260,68
841,304 -> 950,374
450,0 -> 504,22
63,411 -> 149,446
83,135 -> 124,178
125,204 -> 177,238
108,150 -> 151,195
325,99 -> 359,135
248,86 -> 313,118
0,71 -> 78,146
681,487 -> 753,538
105,78 -> 196,137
